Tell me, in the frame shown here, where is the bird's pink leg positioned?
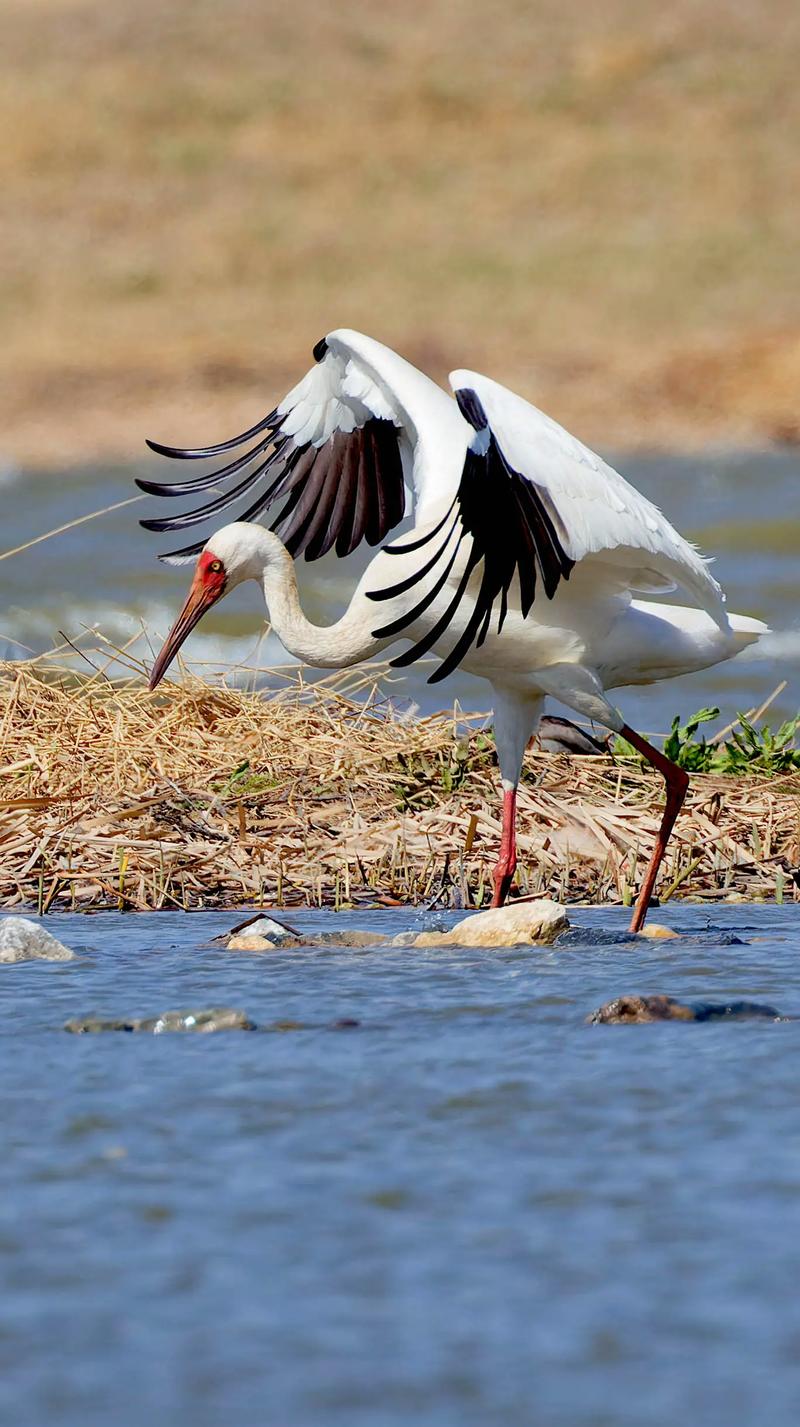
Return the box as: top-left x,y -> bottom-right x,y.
491,788 -> 518,907
620,723 -> 689,934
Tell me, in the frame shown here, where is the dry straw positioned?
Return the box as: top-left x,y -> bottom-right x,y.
1,653 -> 798,913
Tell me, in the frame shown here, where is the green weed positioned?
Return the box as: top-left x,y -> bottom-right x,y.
213,759 -> 278,798
615,708 -> 800,775
394,736 -> 494,810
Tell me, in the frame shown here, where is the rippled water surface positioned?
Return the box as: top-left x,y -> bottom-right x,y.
3,904 -> 800,1427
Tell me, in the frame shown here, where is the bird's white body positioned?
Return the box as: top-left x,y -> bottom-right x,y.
207,519 -> 765,788
146,328 -> 768,921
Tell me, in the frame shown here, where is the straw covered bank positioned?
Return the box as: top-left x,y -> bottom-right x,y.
1,661 -> 798,914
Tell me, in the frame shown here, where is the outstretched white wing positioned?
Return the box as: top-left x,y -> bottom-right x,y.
367,370 -> 728,684
450,369 -> 729,626
138,328 -> 468,562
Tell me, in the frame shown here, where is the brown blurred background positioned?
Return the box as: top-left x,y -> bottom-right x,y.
3,0 -> 800,466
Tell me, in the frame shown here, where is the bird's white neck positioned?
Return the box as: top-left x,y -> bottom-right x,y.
259,537 -> 387,669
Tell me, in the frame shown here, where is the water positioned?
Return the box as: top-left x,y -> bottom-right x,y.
2,449 -> 799,729
3,904 -> 800,1427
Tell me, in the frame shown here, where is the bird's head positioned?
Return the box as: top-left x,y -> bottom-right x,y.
148,522 -> 271,690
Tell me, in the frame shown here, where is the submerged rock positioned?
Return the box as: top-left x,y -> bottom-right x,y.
142,1008 -> 256,1033
224,902 -> 567,953
223,913 -> 303,950
315,931 -> 386,948
588,994 -> 788,1024
225,917 -> 388,951
65,1007 -> 256,1033
226,932 -> 295,951
400,900 -> 569,949
261,1016 -> 363,1033
65,1015 -> 137,1033
240,915 -> 299,939
636,923 -> 680,940
0,917 -> 75,963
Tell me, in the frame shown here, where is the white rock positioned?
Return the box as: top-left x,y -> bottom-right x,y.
0,917 -> 75,963
226,933 -> 278,952
223,914 -> 300,950
403,900 -> 569,949
239,916 -> 296,941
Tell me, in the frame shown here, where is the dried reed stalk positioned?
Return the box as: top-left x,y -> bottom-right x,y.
1,658 -> 798,913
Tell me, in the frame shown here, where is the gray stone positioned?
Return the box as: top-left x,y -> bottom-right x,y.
0,917 -> 75,963
65,1007 -> 256,1033
226,903 -> 570,954
64,1015 -> 136,1033
219,912 -> 301,949
314,930 -> 388,948
226,926 -> 388,951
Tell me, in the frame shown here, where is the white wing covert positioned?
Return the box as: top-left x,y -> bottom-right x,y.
367,385 -> 576,682
138,329 -> 465,563
452,371 -> 729,627
367,371 -> 728,684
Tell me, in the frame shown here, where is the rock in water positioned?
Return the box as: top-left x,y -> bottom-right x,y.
225,903 -> 567,953
588,995 -> 787,1024
65,1016 -> 138,1034
0,918 -> 75,963
65,1007 -> 256,1033
227,933 -> 290,951
221,914 -> 301,950
588,995 -> 694,1023
227,926 -> 388,951
142,1008 -> 256,1033
636,923 -> 680,940
405,900 -> 569,949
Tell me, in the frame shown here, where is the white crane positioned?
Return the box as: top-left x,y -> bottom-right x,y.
141,329 -> 767,931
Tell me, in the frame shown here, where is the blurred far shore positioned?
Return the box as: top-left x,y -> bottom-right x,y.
3,0 -> 800,470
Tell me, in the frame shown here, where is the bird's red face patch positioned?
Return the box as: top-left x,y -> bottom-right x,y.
148,550 -> 228,690
197,549 -> 227,597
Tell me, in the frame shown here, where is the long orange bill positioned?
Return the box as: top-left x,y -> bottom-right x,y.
149,576 -> 221,690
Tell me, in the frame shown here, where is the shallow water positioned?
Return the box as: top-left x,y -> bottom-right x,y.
2,449 -> 799,728
3,904 -> 800,1427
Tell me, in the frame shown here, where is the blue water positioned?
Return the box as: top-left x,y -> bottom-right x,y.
2,905 -> 800,1427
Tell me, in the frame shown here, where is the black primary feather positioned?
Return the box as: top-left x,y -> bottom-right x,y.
145,408 -> 281,461
140,339 -> 407,562
367,387 -> 574,683
135,429 -> 279,497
